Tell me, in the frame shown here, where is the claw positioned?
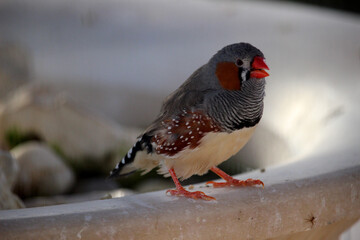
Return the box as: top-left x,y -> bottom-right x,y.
166,188 -> 216,201
206,181 -> 228,188
207,178 -> 264,188
167,168 -> 216,201
208,167 -> 264,188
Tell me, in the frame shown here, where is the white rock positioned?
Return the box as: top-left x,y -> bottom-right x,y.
0,150 -> 19,189
0,85 -> 140,171
0,150 -> 24,210
0,175 -> 25,210
11,142 -> 75,197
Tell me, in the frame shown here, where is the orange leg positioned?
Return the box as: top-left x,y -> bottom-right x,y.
166,168 -> 215,201
206,167 -> 264,188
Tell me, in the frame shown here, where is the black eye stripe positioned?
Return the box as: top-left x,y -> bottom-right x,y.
238,67 -> 244,82
246,71 -> 250,80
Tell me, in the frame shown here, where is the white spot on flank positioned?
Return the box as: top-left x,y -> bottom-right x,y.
191,136 -> 194,139
180,136 -> 184,139
185,138 -> 188,141
189,131 -> 192,135
185,122 -> 189,126
168,126 -> 172,130
121,158 -> 125,164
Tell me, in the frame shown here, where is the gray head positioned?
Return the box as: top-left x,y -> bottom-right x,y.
206,42 -> 269,91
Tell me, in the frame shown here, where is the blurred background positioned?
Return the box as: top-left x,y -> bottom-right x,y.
0,0 -> 359,209
283,0 -> 360,14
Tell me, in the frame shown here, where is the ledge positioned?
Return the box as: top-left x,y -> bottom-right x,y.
1,153 -> 359,239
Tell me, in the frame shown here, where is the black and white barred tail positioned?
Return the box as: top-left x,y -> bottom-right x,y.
109,134 -> 153,178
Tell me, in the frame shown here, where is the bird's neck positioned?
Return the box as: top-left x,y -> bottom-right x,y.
240,78 -> 266,104
207,79 -> 266,132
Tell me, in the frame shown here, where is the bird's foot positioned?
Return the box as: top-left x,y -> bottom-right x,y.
166,188 -> 216,201
207,167 -> 264,188
206,178 -> 264,188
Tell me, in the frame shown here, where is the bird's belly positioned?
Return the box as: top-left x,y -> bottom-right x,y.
164,126 -> 257,179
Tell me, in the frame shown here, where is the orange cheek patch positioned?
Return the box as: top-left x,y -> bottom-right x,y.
215,62 -> 241,90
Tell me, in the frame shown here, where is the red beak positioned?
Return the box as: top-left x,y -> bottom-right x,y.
250,56 -> 269,79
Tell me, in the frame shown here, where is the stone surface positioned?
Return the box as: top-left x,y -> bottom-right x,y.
11,142 -> 75,198
0,160 -> 359,239
0,85 -> 140,172
24,189 -> 134,208
0,150 -> 24,210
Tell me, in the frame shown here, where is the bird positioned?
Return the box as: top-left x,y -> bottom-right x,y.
110,42 -> 269,201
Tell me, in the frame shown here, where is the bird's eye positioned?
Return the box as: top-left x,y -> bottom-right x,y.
236,59 -> 243,67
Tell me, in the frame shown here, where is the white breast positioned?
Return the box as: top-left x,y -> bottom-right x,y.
159,126 -> 257,179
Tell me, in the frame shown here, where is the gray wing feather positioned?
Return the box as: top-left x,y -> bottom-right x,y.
144,66 -> 215,135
